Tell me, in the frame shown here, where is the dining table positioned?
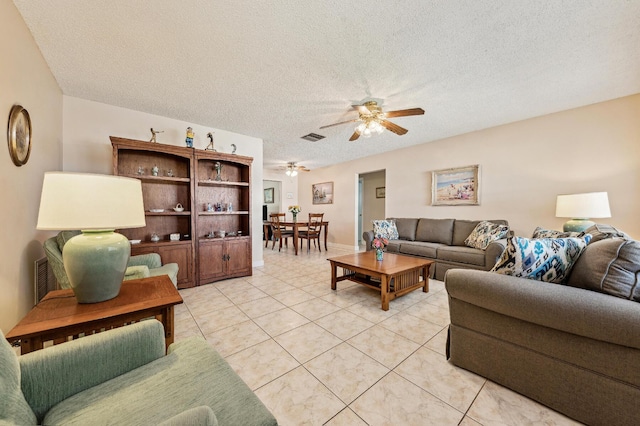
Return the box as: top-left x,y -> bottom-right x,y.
263,220 -> 329,255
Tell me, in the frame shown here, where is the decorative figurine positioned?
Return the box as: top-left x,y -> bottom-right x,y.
185,127 -> 194,148
149,128 -> 163,143
205,132 -> 216,151
151,165 -> 159,176
214,161 -> 223,181
231,144 -> 237,154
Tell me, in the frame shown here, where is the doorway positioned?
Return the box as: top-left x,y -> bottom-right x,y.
358,170 -> 386,247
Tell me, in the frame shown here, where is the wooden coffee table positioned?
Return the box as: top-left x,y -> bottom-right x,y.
328,252 -> 433,311
5,275 -> 182,354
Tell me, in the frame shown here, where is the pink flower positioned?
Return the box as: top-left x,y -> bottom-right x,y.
372,237 -> 388,249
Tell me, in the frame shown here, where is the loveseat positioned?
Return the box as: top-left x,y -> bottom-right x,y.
445,226 -> 640,426
1,320 -> 277,425
363,218 -> 508,280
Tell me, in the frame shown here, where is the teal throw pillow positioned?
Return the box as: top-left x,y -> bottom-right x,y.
491,235 -> 591,284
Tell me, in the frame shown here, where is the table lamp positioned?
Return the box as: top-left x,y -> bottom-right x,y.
555,192 -> 611,232
37,172 -> 145,303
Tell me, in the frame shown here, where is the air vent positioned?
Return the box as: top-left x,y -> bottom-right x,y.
301,133 -> 325,142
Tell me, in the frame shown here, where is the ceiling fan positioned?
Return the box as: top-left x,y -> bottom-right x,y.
278,162 -> 310,176
320,101 -> 425,141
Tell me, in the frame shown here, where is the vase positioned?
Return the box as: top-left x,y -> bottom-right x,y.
375,248 -> 384,261
292,213 -> 297,222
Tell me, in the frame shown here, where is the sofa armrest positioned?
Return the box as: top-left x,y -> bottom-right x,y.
445,269 -> 640,349
20,320 -> 166,422
124,265 -> 151,280
484,239 -> 507,269
158,406 -> 218,426
362,230 -> 374,251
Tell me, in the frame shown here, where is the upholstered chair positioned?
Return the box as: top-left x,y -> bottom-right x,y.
43,231 -> 179,289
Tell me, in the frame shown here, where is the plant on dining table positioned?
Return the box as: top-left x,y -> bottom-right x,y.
288,205 -> 301,221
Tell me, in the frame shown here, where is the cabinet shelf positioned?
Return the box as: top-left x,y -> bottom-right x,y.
198,180 -> 249,187
123,174 -> 190,183
145,211 -> 192,216
198,211 -> 249,216
131,240 -> 192,248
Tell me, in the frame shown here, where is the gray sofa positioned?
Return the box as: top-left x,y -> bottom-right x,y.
446,233 -> 640,426
363,218 -> 508,280
1,320 -> 277,426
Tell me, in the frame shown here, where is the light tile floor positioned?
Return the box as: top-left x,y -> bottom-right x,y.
175,245 -> 581,425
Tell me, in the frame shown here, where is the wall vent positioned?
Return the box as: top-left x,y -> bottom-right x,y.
300,133 -> 325,142
35,256 -> 58,304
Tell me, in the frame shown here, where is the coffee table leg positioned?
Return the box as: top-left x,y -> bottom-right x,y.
422,265 -> 430,293
331,262 -> 337,290
381,275 -> 390,311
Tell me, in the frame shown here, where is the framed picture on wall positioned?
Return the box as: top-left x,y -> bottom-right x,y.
264,187 -> 274,204
376,187 -> 386,198
312,182 -> 333,204
431,164 -> 480,206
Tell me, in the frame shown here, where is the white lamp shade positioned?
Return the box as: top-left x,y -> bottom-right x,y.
37,172 -> 146,230
555,192 -> 611,219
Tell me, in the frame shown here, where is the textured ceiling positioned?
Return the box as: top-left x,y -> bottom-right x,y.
13,1 -> 640,170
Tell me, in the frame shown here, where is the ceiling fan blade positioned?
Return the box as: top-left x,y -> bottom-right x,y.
380,120 -> 408,135
349,131 -> 361,141
319,118 -> 358,129
353,104 -> 371,115
384,108 -> 425,118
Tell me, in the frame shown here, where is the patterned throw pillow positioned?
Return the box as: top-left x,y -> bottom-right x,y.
532,227 -> 582,239
465,221 -> 510,250
491,235 -> 592,284
373,220 -> 399,240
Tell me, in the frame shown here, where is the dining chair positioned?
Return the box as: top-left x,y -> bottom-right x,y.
299,213 -> 324,253
269,213 -> 294,252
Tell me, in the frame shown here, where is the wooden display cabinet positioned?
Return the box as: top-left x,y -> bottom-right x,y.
111,136 -> 253,289
195,150 -> 252,285
111,137 -> 196,288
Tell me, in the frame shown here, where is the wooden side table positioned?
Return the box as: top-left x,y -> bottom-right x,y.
5,275 -> 182,355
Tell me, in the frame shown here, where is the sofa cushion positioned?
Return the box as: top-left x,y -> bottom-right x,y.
415,218 -> 454,245
393,218 -> 419,241
0,330 -> 38,425
567,238 -> 640,301
437,245 -> 486,266
491,235 -> 591,284
399,241 -> 440,258
386,240 -> 401,253
42,337 -> 277,426
452,220 -> 480,246
373,220 -> 399,240
465,221 -> 510,250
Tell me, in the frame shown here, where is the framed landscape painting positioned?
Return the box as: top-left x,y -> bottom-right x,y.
312,182 -> 333,204
432,165 -> 479,206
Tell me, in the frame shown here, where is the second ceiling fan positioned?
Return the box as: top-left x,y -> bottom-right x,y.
320,101 -> 424,141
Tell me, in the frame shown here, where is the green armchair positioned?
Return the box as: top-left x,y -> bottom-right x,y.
44,231 -> 179,288
0,320 -> 277,425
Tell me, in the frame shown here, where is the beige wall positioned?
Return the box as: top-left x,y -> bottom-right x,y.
62,96 -> 265,267
298,94 -> 640,247
0,1 -> 63,331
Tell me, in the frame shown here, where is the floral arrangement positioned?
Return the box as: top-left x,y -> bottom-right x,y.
372,237 -> 389,250
288,205 -> 301,214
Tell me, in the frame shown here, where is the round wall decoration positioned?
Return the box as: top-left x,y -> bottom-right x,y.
7,104 -> 32,166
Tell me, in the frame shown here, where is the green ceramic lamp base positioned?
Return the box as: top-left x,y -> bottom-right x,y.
62,230 -> 131,303
562,219 -> 595,233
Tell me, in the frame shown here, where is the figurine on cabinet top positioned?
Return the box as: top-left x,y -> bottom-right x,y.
185,127 -> 194,148
205,132 -> 216,151
150,128 -> 163,143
